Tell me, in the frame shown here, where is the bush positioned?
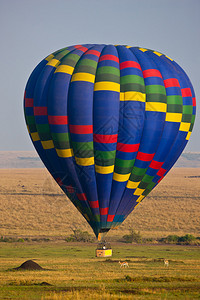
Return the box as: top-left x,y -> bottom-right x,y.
65,229 -> 95,243
0,236 -> 10,242
122,229 -> 143,243
178,234 -> 196,244
17,238 -> 24,243
0,236 -> 29,243
160,234 -> 198,245
166,235 -> 179,243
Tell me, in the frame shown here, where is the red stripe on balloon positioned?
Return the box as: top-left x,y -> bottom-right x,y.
34,107 -> 47,115
120,61 -> 141,70
69,124 -> 93,134
93,134 -> 118,143
192,97 -> 196,107
164,78 -> 180,88
25,98 -> 34,107
100,207 -> 109,215
48,115 -> 68,125
181,88 -> 192,97
107,214 -> 115,222
136,152 -> 155,161
74,45 -> 88,52
143,69 -> 162,78
99,54 -> 119,63
117,143 -> 140,153
149,160 -> 164,169
86,50 -> 101,57
77,193 -> 87,201
89,200 -> 99,209
157,168 -> 167,177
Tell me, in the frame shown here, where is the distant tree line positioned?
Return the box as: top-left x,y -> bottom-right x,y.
1,230 -> 200,245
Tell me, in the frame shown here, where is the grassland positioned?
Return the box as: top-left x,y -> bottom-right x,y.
0,243 -> 200,299
0,168 -> 200,299
0,168 -> 199,239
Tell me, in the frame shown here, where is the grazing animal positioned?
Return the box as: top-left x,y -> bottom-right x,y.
164,259 -> 169,267
119,261 -> 129,268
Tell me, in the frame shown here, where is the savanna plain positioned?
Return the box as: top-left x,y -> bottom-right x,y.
0,168 -> 200,299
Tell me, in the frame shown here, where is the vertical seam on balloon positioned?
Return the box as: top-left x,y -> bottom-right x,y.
92,44 -> 107,168
61,45 -> 98,226
67,44 -> 102,229
91,44 -> 107,232
93,45 -> 120,230
107,45 -> 132,225
111,46 -> 147,227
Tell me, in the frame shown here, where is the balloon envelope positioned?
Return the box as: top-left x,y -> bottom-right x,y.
24,44 -> 196,238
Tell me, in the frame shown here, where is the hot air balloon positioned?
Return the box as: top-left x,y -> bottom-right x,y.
24,44 -> 196,242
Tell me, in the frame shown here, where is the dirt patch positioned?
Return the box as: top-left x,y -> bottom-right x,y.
13,260 -> 44,270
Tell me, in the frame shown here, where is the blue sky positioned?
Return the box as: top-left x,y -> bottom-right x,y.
0,0 -> 199,151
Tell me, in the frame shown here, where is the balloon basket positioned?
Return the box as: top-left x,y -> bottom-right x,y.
96,241 -> 112,257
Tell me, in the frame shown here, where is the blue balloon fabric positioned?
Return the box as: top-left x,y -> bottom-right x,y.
24,44 -> 196,238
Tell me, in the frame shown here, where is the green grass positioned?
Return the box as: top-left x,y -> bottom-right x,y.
0,243 -> 200,299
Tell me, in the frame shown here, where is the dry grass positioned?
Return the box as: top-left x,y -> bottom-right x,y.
0,243 -> 200,299
0,168 -> 199,239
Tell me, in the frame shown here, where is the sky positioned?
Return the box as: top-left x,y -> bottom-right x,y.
0,0 -> 199,151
